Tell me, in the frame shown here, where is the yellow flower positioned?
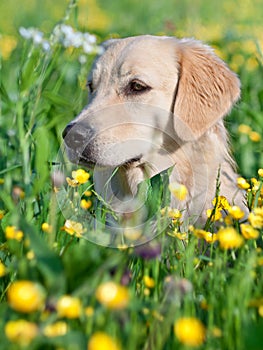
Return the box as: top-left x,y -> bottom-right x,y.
66,177 -> 79,187
228,206 -> 245,220
96,281 -> 129,310
80,199 -> 92,209
168,229 -> 188,240
237,177 -> 250,190
238,124 -> 251,134
43,322 -> 68,337
212,327 -> 222,338
5,320 -> 38,346
41,222 -> 52,233
88,332 -> 121,350
161,207 -> 182,220
174,317 -> 206,347
0,210 -> 5,219
240,224 -> 259,240
212,196 -> 230,210
5,226 -> 24,241
258,169 -> 263,178
217,227 -> 244,250
194,229 -> 217,243
204,232 -> 218,244
85,306 -> 94,317
0,261 -> 6,277
255,207 -> 263,216
206,208 -> 222,221
84,190 -> 92,196
7,281 -> 45,313
249,131 -> 261,142
143,276 -> 155,288
169,182 -> 188,201
56,295 -> 82,319
0,35 -> 17,60
259,305 -> 263,317
62,220 -> 85,237
72,169 -> 90,184
248,210 -> 263,229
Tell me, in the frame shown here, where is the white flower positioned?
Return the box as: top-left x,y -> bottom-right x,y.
19,27 -> 32,39
19,24 -> 101,55
83,42 -> 93,54
42,40 -> 51,52
32,31 -> 44,45
79,55 -> 87,65
83,33 -> 96,44
60,24 -> 74,37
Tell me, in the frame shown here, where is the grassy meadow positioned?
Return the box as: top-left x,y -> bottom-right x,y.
0,0 -> 263,349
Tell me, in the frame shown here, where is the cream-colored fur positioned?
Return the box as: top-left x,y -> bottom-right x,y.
63,35 -> 246,224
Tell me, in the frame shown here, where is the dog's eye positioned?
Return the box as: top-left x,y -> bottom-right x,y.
87,80 -> 94,93
128,80 -> 151,94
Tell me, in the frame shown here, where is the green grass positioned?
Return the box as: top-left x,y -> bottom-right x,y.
0,0 -> 263,349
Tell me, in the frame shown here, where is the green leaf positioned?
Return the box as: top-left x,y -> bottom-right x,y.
19,218 -> 65,294
33,126 -> 50,194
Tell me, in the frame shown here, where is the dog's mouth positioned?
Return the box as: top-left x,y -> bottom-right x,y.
77,154 -> 143,169
122,155 -> 143,167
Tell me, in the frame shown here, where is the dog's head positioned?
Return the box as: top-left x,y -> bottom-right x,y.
63,35 -> 240,171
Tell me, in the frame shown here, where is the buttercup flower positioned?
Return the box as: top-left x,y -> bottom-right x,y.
0,261 -> 6,277
168,229 -> 188,240
249,131 -> 261,142
88,332 -> 121,350
169,183 -> 188,201
212,196 -> 230,210
5,226 -> 24,241
56,295 -> 82,319
258,169 -> 263,178
72,169 -> 90,184
7,280 -> 46,313
85,306 -> 94,317
5,320 -> 38,346
217,227 -> 244,249
143,276 -> 155,288
248,209 -> 263,229
206,208 -> 222,221
228,206 -> 245,220
238,124 -> 251,134
194,229 -> 218,243
62,220 -> 85,237
42,222 -> 52,233
240,224 -> 259,240
96,281 -> 129,310
237,177 -> 250,190
160,207 -> 182,222
43,321 -> 68,337
174,317 -> 206,347
80,199 -> 92,210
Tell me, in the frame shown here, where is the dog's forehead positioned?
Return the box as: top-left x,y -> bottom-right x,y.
91,36 -> 178,81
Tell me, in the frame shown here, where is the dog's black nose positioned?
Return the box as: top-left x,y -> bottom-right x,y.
62,122 -> 94,149
62,122 -> 87,147
62,122 -> 75,139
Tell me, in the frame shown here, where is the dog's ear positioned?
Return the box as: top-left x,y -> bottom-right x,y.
173,39 -> 240,141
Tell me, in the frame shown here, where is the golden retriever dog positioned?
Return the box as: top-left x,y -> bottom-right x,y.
63,35 -> 246,226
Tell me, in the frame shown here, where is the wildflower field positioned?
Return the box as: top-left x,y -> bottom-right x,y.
0,0 -> 263,349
